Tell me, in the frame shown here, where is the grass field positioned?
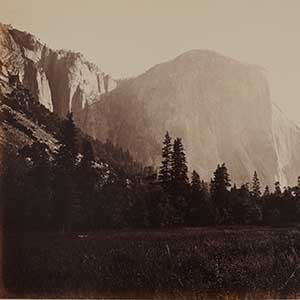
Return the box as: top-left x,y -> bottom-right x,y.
4,226 -> 300,299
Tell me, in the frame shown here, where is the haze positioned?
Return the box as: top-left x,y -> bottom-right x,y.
0,0 -> 299,125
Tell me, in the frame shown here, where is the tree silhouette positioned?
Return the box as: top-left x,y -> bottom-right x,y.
211,163 -> 231,224
20,142 -> 52,229
274,181 -> 282,195
53,112 -> 79,233
251,171 -> 261,198
77,139 -> 98,230
191,170 -> 201,193
171,138 -> 189,189
169,137 -> 189,224
158,131 -> 172,189
189,170 -> 213,226
263,185 -> 270,196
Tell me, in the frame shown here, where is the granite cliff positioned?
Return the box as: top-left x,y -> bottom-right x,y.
77,50 -> 300,186
1,23 -> 300,186
0,23 -> 116,116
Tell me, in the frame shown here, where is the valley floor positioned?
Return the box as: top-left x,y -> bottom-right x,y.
3,226 -> 300,299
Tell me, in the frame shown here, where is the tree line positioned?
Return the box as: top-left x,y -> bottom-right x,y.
2,80 -> 300,232
157,131 -> 300,226
3,126 -> 300,232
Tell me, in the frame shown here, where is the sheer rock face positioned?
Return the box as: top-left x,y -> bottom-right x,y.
1,23 -> 300,186
77,50 -> 300,186
271,104 -> 300,186
0,23 -> 116,115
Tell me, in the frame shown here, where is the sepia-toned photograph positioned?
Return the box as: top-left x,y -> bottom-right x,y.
1,0 -> 300,299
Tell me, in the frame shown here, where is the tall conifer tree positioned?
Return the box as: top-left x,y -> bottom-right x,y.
274,181 -> 282,195
251,171 -> 261,198
53,112 -> 79,233
158,131 -> 172,189
210,163 -> 231,224
169,138 -> 189,224
191,170 -> 201,193
77,139 -> 98,230
171,138 -> 189,188
263,185 -> 270,196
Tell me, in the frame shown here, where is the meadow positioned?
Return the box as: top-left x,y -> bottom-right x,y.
4,227 -> 300,299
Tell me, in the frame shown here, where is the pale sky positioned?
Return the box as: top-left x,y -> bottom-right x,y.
1,0 -> 300,125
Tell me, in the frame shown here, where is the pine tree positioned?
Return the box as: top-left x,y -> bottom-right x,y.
171,138 -> 189,189
53,112 -> 79,233
295,177 -> 300,221
61,113 -> 78,165
274,181 -> 282,195
77,139 -> 98,230
20,142 -> 52,229
2,150 -> 30,230
210,163 -> 231,224
230,183 -> 262,225
189,170 -> 213,226
231,184 -> 237,192
263,185 -> 270,196
158,131 -> 172,189
191,170 -> 201,193
169,137 -> 189,225
251,171 -> 261,198
211,163 -> 231,197
296,176 -> 300,197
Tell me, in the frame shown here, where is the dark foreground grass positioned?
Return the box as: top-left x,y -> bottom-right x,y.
4,227 -> 300,299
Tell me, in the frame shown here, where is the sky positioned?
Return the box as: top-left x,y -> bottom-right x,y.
1,0 -> 300,125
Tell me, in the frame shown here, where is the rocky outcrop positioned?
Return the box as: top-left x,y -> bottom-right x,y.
0,23 -> 116,115
77,50 -> 300,187
271,104 -> 300,186
2,23 -> 300,187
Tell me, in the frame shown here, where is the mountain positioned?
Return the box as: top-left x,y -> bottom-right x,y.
271,103 -> 300,186
0,78 -> 58,154
0,23 -> 116,116
0,23 -> 143,180
77,50 -> 300,186
1,23 -> 300,186
0,72 -> 142,182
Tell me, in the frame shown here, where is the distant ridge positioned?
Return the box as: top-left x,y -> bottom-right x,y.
1,23 -> 300,186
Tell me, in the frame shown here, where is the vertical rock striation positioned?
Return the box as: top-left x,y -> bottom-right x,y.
0,23 -> 116,115
77,50 -> 300,187
1,23 -> 300,187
